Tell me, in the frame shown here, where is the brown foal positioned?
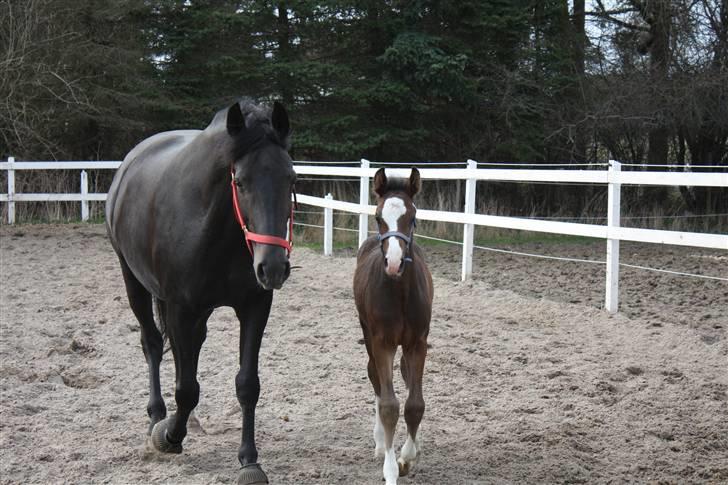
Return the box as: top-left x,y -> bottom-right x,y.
353,168 -> 434,485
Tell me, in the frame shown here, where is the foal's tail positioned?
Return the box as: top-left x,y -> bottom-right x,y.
152,296 -> 170,354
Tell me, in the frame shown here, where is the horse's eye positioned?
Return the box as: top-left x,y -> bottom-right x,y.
235,175 -> 251,187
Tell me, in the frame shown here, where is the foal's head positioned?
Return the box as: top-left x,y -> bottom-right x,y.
373,168 -> 421,277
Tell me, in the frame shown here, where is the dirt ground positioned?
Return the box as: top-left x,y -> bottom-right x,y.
1,224 -> 726,484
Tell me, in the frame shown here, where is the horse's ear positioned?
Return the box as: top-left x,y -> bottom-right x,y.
408,168 -> 421,197
227,102 -> 246,136
374,168 -> 387,197
272,101 -> 290,140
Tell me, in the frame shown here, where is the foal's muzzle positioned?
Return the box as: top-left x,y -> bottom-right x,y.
384,255 -> 405,277
379,230 -> 413,278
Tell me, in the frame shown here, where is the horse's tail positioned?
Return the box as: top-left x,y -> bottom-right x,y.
152,296 -> 170,354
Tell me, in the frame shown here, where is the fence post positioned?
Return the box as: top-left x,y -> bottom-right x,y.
461,159 -> 477,281
359,158 -> 370,247
7,156 -> 15,224
324,193 -> 333,256
80,170 -> 89,221
605,160 -> 621,313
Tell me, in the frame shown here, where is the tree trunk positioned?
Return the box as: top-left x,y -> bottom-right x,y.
646,1 -> 670,169
276,2 -> 293,107
571,0 -> 587,162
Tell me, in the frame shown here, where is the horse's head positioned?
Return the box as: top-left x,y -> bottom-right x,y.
373,167 -> 421,278
227,100 -> 296,290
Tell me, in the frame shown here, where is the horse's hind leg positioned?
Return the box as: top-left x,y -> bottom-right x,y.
149,304 -> 209,454
371,339 -> 400,485
398,339 -> 427,477
118,257 -> 166,434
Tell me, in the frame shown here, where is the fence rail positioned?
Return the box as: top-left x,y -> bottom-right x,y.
1,157 -> 726,314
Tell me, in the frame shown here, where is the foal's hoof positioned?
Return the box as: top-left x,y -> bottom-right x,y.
237,463 -> 269,485
398,458 -> 412,477
149,418 -> 183,454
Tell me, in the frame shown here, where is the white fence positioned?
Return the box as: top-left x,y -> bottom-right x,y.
1,157 -> 726,314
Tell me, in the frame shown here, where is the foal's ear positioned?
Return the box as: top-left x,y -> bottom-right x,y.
374,168 -> 387,197
408,168 -> 421,197
272,101 -> 290,140
226,102 -> 246,136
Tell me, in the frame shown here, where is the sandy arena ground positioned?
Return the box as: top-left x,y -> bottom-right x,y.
1,224 -> 726,484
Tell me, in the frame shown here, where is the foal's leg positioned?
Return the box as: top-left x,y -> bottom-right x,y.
371,340 -> 400,485
398,339 -> 427,476
118,257 -> 165,434
361,323 -> 385,458
233,290 -> 272,485
149,304 -> 209,453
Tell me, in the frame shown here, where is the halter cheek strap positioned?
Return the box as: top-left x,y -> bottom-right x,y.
230,168 -> 295,256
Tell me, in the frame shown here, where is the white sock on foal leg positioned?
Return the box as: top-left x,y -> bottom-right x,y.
373,397 -> 385,458
383,447 -> 398,485
399,434 -> 417,465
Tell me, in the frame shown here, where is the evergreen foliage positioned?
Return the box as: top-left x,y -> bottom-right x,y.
1,0 -> 726,216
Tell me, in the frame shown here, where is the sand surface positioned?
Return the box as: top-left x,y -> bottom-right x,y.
1,224 -> 726,484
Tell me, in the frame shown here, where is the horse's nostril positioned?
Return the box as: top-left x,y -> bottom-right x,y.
384,258 -> 389,267
256,262 -> 267,282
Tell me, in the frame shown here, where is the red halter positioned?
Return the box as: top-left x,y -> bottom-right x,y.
230,168 -> 295,256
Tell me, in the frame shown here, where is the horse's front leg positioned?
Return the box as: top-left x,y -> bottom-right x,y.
370,340 -> 400,485
234,290 -> 273,485
149,305 -> 209,454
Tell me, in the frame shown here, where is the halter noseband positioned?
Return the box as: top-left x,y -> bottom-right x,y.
230,167 -> 296,257
377,219 -> 416,264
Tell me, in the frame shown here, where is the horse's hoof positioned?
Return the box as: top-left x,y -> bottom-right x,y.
397,458 -> 411,477
237,463 -> 269,485
149,418 -> 183,454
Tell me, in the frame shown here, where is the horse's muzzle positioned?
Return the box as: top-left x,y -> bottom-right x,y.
253,247 -> 291,290
384,257 -> 405,278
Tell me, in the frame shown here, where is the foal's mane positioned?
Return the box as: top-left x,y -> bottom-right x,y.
378,177 -> 412,198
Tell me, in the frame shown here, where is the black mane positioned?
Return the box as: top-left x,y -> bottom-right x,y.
219,99 -> 289,160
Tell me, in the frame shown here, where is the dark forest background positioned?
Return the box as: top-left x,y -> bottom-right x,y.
1,0 -> 726,223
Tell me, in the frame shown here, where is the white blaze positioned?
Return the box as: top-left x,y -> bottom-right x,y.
382,197 -> 406,275
400,434 -> 417,462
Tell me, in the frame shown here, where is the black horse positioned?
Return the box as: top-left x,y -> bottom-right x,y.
105,99 -> 296,484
